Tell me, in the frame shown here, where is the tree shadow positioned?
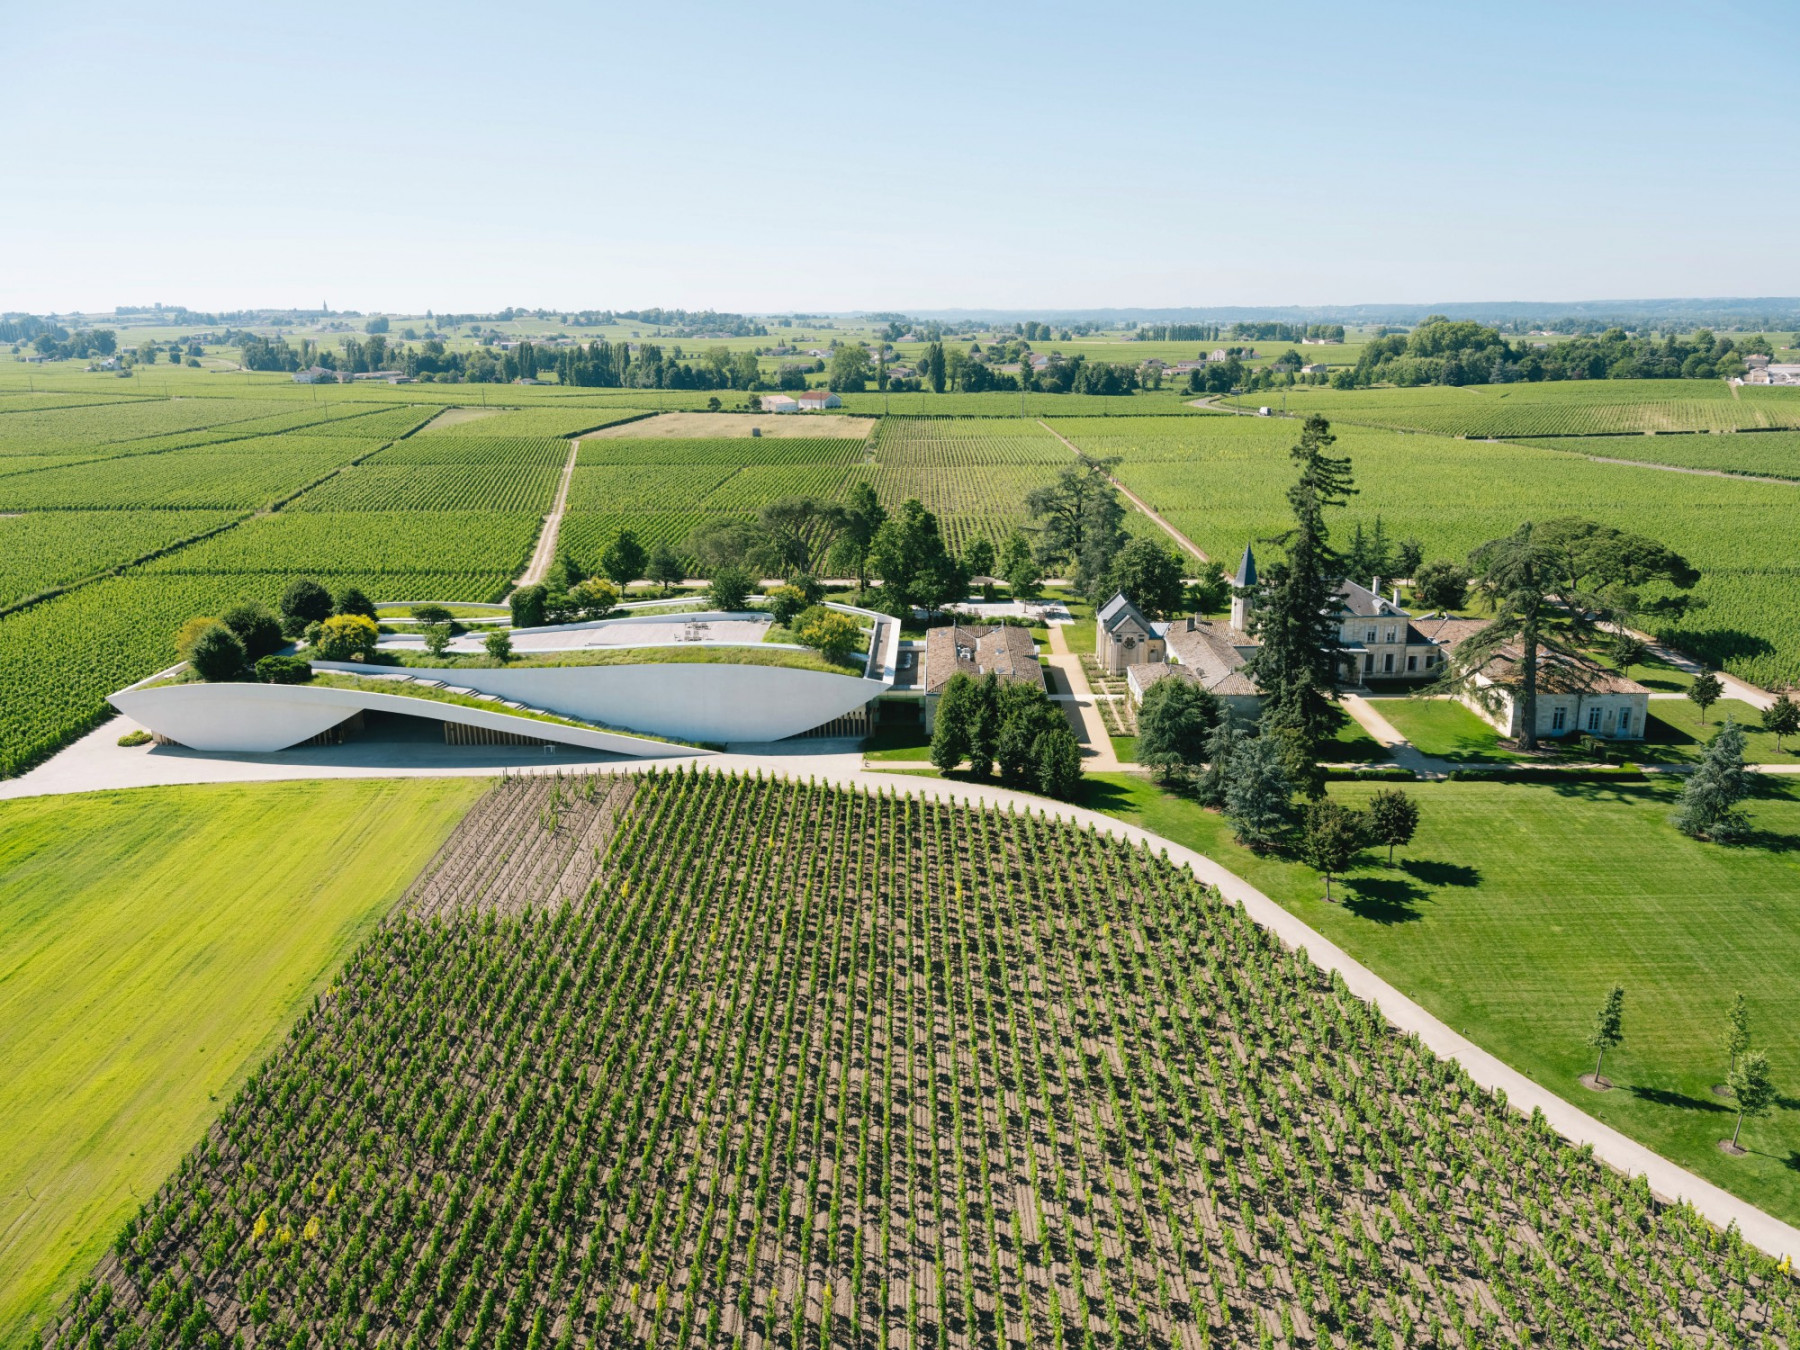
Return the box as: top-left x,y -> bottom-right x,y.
1672,629 -> 1776,667
1786,1151 -> 1800,1175
1400,858 -> 1481,888
1626,1084 -> 1731,1114
1078,777 -> 1138,814
1339,875 -> 1429,925
1736,827 -> 1800,855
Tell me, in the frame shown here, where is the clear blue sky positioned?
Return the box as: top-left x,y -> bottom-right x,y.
4,1 -> 1795,315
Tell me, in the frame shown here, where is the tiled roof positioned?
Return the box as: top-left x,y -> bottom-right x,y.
1411,615 -> 1489,651
1477,645 -> 1651,695
922,624 -> 1045,694
1160,619 -> 1261,697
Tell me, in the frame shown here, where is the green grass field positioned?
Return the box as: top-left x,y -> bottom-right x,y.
1091,773 -> 1800,1225
1641,697 -> 1798,764
0,778 -> 487,1348
1366,696 -> 1520,761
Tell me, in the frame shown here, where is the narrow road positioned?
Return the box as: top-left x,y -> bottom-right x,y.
1557,450 -> 1798,487
11,719 -> 1798,1262
1044,624 -> 1120,769
515,438 -> 582,589
1036,419 -> 1210,563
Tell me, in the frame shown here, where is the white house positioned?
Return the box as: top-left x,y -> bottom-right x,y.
292,366 -> 335,383
1300,363 -> 1329,375
761,393 -> 800,413
797,389 -> 841,410
1463,646 -> 1650,742
1745,364 -> 1800,386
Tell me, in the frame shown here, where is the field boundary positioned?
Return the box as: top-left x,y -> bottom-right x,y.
1038,418 -> 1210,562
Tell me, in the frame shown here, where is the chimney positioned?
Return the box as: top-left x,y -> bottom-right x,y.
1371,576 -> 1382,600
1393,585 -> 1401,606
1186,616 -> 1196,632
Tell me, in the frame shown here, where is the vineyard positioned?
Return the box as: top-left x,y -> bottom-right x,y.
0,510 -> 238,610
1513,431 -> 1800,480
1218,382 -> 1800,439
50,770 -> 1800,1350
1052,415 -> 1800,686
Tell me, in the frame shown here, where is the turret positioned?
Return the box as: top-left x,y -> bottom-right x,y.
1230,542 -> 1257,632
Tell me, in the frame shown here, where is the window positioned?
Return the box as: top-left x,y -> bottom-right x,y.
1551,706 -> 1567,732
1616,708 -> 1631,735
1363,652 -> 1374,673
1383,652 -> 1395,674
1365,627 -> 1377,643
1385,626 -> 1398,643
1587,705 -> 1602,732
1406,654 -> 1418,672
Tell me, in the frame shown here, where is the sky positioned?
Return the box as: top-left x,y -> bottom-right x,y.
3,0 -> 1796,316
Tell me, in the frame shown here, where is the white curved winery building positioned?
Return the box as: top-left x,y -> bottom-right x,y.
111,604 -> 900,755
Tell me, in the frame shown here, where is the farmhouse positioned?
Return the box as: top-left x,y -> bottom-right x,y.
796,389 -> 842,410
292,366 -> 334,383
1300,363 -> 1329,374
1745,363 -> 1800,386
760,393 -> 800,413
920,623 -> 1044,732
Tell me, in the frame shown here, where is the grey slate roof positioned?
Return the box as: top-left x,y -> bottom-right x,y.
1233,543 -> 1257,588
1096,592 -> 1153,635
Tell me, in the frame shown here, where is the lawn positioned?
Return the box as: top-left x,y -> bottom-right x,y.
1641,697 -> 1797,765
0,778 -> 487,1348
1369,695 -> 1521,762
862,721 -> 932,762
1090,772 -> 1800,1225
1322,716 -> 1390,763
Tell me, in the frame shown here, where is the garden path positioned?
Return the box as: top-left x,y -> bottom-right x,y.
1044,623 -> 1120,770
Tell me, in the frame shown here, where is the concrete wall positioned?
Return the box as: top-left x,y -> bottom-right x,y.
109,682 -> 690,756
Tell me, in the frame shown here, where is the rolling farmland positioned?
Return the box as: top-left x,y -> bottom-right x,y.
1219,381 -> 1800,438
1512,430 -> 1800,479
1054,414 -> 1800,686
48,771 -> 1800,1350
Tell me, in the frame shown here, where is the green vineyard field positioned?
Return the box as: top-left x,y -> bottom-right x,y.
47,771 -> 1800,1350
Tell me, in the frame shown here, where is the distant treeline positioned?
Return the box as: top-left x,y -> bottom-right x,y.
1133,322 -> 1345,343
1342,317 -> 1781,388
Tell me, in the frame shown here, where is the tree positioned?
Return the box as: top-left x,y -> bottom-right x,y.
1365,787 -> 1421,864
869,499 -> 958,616
1533,515 -> 1700,629
1188,560 -> 1231,616
410,603 -> 454,628
962,538 -> 996,581
1761,691 -> 1800,751
279,578 -> 334,636
422,623 -> 454,658
1196,713 -> 1244,808
1431,522 -> 1576,752
1106,538 -> 1186,619
827,344 -> 873,392
314,614 -> 379,662
1609,632 -> 1649,671
646,543 -> 685,596
1588,985 -> 1625,1085
1222,732 -> 1293,851
1726,1050 -> 1775,1151
1136,677 -> 1219,782
600,530 -> 648,589
255,654 -> 312,685
547,548 -> 586,593
1395,538 -> 1424,578
220,602 -> 284,662
1411,559 -> 1469,612
1723,991 -> 1750,1076
1675,719 -> 1753,841
1025,458 -> 1126,595
755,497 -> 847,576
484,629 -> 514,663
562,577 -> 620,621
189,622 -> 247,682
1244,416 -> 1354,758
795,609 -> 863,665
334,587 -> 377,620
686,519 -> 761,575
709,566 -> 755,612
930,673 -> 976,772
1687,669 -> 1723,725
962,673 -> 1001,778
1032,723 -> 1084,800
510,583 -> 547,629
1299,802 -> 1368,903
832,482 -> 887,595
998,531 -> 1040,602
1342,517 -> 1393,585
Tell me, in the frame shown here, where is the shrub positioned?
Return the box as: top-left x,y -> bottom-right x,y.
766,585 -> 808,627
174,614 -> 218,661
422,623 -> 454,658
220,602 -> 285,662
709,566 -> 755,612
410,603 -> 455,628
485,630 -> 514,663
794,609 -> 864,664
255,655 -> 313,685
117,729 -> 153,747
560,577 -> 620,623
313,614 -> 380,662
189,622 -> 248,682
279,578 -> 334,636
510,584 -> 547,630
335,587 -> 378,620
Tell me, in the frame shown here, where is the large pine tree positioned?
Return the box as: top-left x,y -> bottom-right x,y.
1245,415 -> 1355,752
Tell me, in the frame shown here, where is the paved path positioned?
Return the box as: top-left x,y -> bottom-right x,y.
8,723 -> 1798,1261
1036,419 -> 1210,563
515,438 -> 582,588
1339,693 -> 1454,776
1044,624 -> 1120,769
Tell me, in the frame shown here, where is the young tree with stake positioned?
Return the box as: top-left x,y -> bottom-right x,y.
1723,992 -> 1750,1077
1687,669 -> 1723,725
1760,691 -> 1800,751
1725,1050 -> 1774,1153
1588,986 -> 1625,1087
